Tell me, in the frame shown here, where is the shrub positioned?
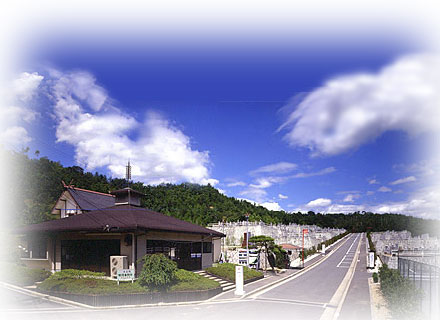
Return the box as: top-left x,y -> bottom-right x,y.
137,254 -> 178,290
372,272 -> 378,283
379,264 -> 423,319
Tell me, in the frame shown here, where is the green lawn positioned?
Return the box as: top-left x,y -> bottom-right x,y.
205,263 -> 263,282
37,269 -> 219,295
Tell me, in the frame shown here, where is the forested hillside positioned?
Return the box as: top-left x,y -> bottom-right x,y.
10,150 -> 440,236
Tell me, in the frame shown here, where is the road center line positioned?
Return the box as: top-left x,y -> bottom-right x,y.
247,234 -> 352,299
256,297 -> 327,308
320,233 -> 363,320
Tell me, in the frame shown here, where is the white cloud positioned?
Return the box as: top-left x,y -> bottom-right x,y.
0,72 -> 44,149
249,176 -> 287,189
278,193 -> 288,199
368,179 -> 379,185
280,54 -> 440,156
306,198 -> 332,207
12,72 -> 44,102
249,178 -> 273,189
1,105 -> 38,123
366,191 -> 375,196
389,176 -> 417,185
250,161 -> 297,176
378,186 -> 392,192
47,69 -> 216,185
291,166 -> 336,178
238,197 -> 283,211
260,201 -> 283,211
343,193 -> 360,202
226,181 -> 246,187
393,161 -> 435,177
238,188 -> 267,203
0,126 -> 32,148
371,185 -> 440,219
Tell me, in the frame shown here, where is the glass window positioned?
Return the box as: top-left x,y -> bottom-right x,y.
191,242 -> 201,253
30,238 -> 47,259
203,242 -> 212,253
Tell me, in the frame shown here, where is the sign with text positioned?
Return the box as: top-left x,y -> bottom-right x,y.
368,252 -> 375,269
234,265 -> 245,295
117,269 -> 135,284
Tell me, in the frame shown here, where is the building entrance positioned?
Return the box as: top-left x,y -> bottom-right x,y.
61,239 -> 120,275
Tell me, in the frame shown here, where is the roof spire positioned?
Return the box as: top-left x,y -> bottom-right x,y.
126,160 -> 131,187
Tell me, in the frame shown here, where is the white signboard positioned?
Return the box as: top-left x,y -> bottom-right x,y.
234,265 -> 245,295
368,252 -> 375,269
117,269 -> 135,284
321,244 -> 326,254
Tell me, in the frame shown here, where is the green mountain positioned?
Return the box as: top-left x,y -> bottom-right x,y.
10,150 -> 440,236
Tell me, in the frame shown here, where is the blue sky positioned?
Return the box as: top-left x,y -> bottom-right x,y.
2,1 -> 440,218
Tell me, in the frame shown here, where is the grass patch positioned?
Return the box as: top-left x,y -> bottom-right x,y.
38,269 -> 147,294
170,269 -> 219,291
205,263 -> 263,282
37,268 -> 219,294
0,262 -> 52,286
38,277 -> 148,295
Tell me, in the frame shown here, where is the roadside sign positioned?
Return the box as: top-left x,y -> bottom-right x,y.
368,251 -> 375,269
303,229 -> 309,234
234,265 -> 245,296
117,269 -> 135,284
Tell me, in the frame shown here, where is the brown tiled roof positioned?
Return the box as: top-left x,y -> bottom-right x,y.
67,187 -> 115,210
20,204 -> 224,237
280,243 -> 301,250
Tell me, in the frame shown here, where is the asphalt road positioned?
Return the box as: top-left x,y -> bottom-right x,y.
1,233 -> 371,320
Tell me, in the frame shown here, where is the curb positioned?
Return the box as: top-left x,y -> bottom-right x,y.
0,281 -> 221,310
0,281 -> 89,309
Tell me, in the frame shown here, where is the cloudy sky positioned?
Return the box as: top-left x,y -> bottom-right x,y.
1,1 -> 440,218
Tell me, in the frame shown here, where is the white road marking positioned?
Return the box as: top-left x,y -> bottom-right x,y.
247,234 -> 353,299
320,233 -> 363,320
256,297 -> 327,308
337,234 -> 359,268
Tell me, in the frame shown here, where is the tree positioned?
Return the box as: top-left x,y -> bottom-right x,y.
249,235 -> 276,271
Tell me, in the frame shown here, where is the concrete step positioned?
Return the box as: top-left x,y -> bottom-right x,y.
193,270 -> 235,292
220,282 -> 233,287
193,270 -> 205,274
222,284 -> 236,291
